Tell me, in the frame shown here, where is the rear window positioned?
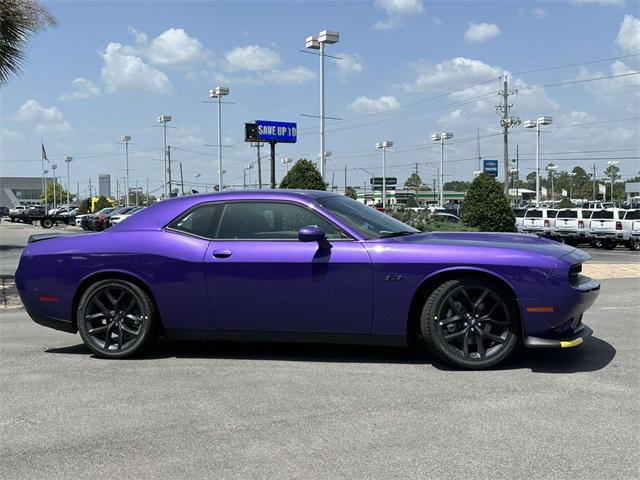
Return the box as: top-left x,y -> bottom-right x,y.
591,210 -> 614,219
525,209 -> 542,218
557,209 -> 577,219
624,210 -> 640,220
546,210 -> 558,218
513,209 -> 527,218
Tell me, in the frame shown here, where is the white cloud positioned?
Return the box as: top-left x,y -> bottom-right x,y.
616,15 -> 640,53
403,57 -> 501,93
13,100 -> 73,135
348,95 -> 400,113
100,42 -> 173,95
374,0 -> 423,30
59,78 -> 100,101
464,22 -> 500,43
531,7 -> 548,19
141,28 -> 204,67
225,45 -> 281,71
257,66 -> 315,85
575,61 -> 640,114
334,53 -> 364,77
0,127 -> 23,142
570,0 -> 626,6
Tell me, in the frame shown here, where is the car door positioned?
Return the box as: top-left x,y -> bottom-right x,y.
203,200 -> 373,334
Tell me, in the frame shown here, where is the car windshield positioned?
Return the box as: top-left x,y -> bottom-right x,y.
317,195 -> 419,239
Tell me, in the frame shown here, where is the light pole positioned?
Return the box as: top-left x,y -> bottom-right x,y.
51,163 -> 58,211
157,115 -> 172,198
281,157 -> 292,174
64,156 -> 72,205
122,135 -> 132,206
209,86 -> 229,191
524,116 -> 552,207
305,30 -> 339,182
432,132 -> 453,207
568,171 -> 576,200
375,141 -> 393,209
607,160 -> 620,202
546,164 -> 558,201
194,173 -> 201,193
43,169 -> 49,209
243,164 -> 254,189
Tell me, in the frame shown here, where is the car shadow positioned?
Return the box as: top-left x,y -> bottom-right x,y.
45,335 -> 616,374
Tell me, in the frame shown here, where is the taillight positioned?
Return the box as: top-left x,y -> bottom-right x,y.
578,219 -> 584,228
544,219 -> 550,228
616,221 -> 622,230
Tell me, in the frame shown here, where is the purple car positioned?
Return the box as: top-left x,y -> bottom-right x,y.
16,190 -> 600,368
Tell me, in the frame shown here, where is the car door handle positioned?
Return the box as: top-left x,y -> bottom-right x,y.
212,249 -> 233,259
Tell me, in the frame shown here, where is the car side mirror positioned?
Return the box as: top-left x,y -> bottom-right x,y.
298,225 -> 332,250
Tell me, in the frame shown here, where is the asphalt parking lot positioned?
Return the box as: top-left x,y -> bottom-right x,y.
1,223 -> 639,479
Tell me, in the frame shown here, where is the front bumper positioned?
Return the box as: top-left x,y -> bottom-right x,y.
524,324 -> 592,348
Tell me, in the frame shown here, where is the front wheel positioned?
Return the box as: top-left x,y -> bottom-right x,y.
420,278 -> 518,369
629,238 -> 640,251
77,279 -> 157,359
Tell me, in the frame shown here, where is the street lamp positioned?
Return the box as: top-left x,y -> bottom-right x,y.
568,171 -> 576,200
432,132 -> 453,207
209,86 -> 230,191
157,115 -> 172,198
51,163 -> 58,211
194,173 -> 201,192
607,160 -> 620,202
375,141 -> 393,209
64,156 -> 72,205
243,163 -> 254,189
281,157 -> 293,174
546,164 -> 558,201
122,135 -> 132,206
524,116 -> 552,206
306,29 -> 339,182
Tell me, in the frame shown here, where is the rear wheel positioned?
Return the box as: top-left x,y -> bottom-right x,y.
77,279 -> 157,359
40,218 -> 53,228
602,240 -> 616,250
420,278 -> 518,369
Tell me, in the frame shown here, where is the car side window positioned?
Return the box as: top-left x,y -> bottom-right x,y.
215,202 -> 345,240
168,203 -> 223,239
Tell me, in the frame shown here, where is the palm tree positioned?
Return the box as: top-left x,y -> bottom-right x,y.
0,0 -> 57,85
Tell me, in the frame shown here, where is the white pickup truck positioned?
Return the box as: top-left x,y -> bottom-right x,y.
521,208 -> 558,237
621,209 -> 640,251
552,209 -> 593,245
588,208 -> 626,249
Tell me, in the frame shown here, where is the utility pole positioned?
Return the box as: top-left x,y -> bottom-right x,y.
116,178 -> 120,205
180,162 -> 184,196
167,145 -> 172,197
515,144 -> 519,203
251,142 -> 263,189
592,163 -> 597,201
270,142 -> 276,189
146,178 -> 149,205
496,76 -> 520,195
476,127 -> 482,172
344,165 -> 347,194
331,171 -> 335,192
88,178 -> 92,208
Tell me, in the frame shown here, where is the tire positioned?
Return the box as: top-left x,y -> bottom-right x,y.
40,218 -> 53,228
602,240 -> 616,250
420,278 -> 518,369
629,238 -> 640,251
591,239 -> 603,248
77,279 -> 157,359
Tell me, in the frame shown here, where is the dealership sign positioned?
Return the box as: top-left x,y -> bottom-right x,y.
483,159 -> 498,176
245,120 -> 297,144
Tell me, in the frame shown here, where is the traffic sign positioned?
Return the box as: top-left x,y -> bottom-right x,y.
483,159 -> 498,176
370,177 -> 397,186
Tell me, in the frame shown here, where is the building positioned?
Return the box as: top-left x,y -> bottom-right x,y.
98,174 -> 111,198
0,176 -> 52,208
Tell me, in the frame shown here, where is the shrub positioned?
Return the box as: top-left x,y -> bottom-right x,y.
558,197 -> 574,209
460,173 -> 516,232
279,159 -> 326,190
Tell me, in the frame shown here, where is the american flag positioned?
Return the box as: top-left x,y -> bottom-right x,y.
41,142 -> 49,162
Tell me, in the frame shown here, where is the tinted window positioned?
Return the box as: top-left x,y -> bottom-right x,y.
591,210 -> 614,219
547,210 -> 558,218
169,203 -> 222,238
525,209 -> 542,218
513,209 -> 527,218
216,202 -> 345,240
624,210 -> 640,220
557,209 -> 577,219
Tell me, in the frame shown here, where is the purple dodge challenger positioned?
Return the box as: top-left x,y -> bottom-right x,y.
16,191 -> 600,368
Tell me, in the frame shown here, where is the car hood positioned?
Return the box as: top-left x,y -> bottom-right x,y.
380,231 -> 588,262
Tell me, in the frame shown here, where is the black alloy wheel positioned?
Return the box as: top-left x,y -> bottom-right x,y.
77,279 -> 156,358
421,278 -> 518,369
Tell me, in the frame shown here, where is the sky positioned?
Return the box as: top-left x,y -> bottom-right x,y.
1,0 -> 639,197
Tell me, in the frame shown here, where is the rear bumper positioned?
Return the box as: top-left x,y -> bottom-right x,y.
590,231 -> 622,239
24,305 -> 77,334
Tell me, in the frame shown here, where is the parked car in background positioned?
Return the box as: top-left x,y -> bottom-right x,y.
588,208 -> 626,249
81,207 -> 117,231
552,209 -> 593,246
521,208 -> 558,237
108,206 -> 145,226
103,206 -> 138,229
620,209 -> 640,251
431,212 -> 460,224
513,208 -> 527,233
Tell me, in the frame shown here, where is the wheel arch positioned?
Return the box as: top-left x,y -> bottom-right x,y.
406,267 -> 521,341
71,270 -> 165,335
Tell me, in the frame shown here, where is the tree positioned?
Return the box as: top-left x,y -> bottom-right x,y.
404,173 -> 422,190
405,196 -> 418,208
460,173 -> 515,232
344,186 -> 357,200
558,197 -> 574,209
279,159 -> 326,190
0,0 -> 57,85
42,182 -> 73,205
93,196 -> 112,212
443,180 -> 472,192
77,198 -> 91,215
